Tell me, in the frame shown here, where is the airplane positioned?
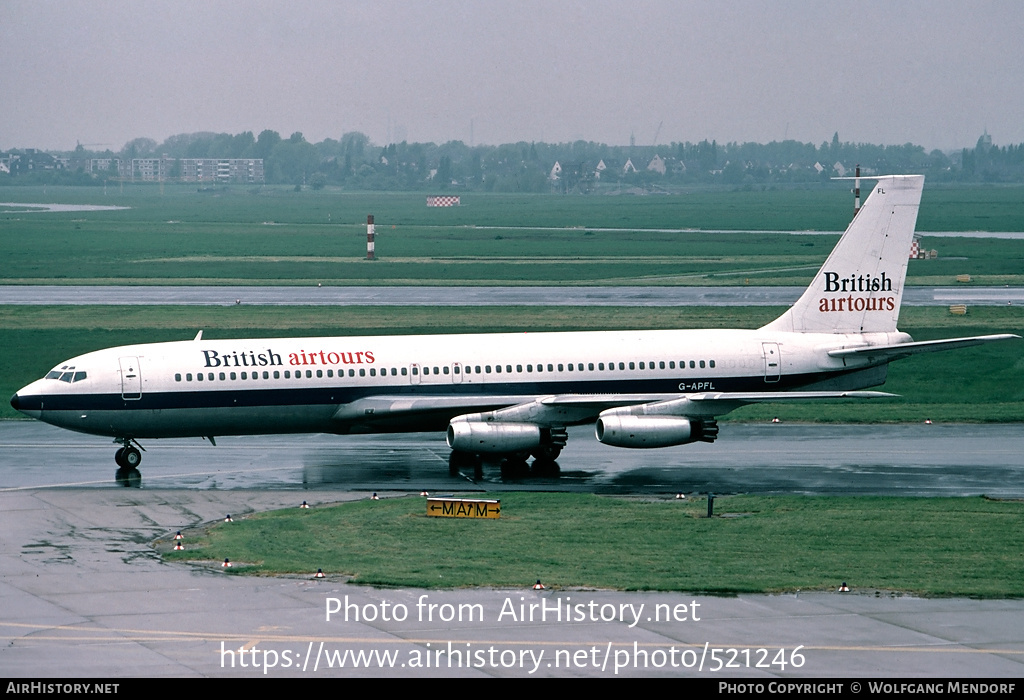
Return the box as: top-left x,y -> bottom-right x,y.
9,175 -> 1019,474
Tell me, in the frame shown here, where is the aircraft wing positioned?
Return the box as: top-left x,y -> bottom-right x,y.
332,390 -> 896,429
827,334 -> 1020,361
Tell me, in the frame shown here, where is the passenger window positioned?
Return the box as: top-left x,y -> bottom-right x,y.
443,366 -> 449,375
392,368 -> 398,376
359,369 -> 366,377
284,371 -> 291,379
660,361 -> 665,369
197,373 -> 204,382
485,366 -> 492,373
348,369 -> 355,377
516,365 -> 522,373
699,360 -> 705,368
401,368 -> 407,376
710,360 -> 716,368
689,361 -> 695,369
547,364 -> 554,372
230,372 -> 236,380
219,372 -> 226,381
669,361 -> 675,369
370,368 -> 376,377
186,373 -> 193,381
175,373 -> 182,382
495,365 -> 502,373
317,370 -> 323,378
273,371 -> 280,379
327,369 -> 333,378
264,371 -> 269,379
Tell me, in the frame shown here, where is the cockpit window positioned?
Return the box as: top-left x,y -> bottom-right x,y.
44,365 -> 86,382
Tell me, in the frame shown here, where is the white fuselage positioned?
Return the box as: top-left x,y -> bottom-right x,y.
13,327 -> 898,440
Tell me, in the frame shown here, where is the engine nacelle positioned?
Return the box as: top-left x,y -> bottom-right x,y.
595,415 -> 718,449
447,420 -> 542,454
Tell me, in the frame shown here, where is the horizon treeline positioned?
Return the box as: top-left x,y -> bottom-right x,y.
6,130 -> 1024,190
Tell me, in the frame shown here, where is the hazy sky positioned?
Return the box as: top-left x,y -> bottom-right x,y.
3,0 -> 1022,152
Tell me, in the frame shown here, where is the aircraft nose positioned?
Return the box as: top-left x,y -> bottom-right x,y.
10,393 -> 19,411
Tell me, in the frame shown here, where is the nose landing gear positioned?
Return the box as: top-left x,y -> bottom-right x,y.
114,438 -> 144,487
114,438 -> 144,469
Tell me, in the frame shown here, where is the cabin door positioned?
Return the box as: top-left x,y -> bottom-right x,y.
762,343 -> 781,383
119,356 -> 142,399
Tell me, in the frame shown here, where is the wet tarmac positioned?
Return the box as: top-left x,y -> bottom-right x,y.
3,421 -> 1023,678
3,421 -> 1023,497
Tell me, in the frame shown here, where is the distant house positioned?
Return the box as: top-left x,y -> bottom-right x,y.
5,149 -> 60,175
647,154 -> 666,175
549,161 -> 562,181
594,160 -> 607,179
833,162 -> 847,177
622,158 -> 637,174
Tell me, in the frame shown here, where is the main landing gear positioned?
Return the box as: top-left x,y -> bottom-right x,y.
448,444 -> 563,481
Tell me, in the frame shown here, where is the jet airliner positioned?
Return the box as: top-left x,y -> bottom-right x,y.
10,176 -> 1018,473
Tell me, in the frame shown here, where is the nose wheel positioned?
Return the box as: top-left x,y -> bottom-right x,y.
114,439 -> 144,469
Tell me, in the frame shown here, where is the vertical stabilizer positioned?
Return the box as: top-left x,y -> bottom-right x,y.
761,175 -> 924,334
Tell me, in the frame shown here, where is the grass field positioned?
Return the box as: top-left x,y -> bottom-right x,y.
3,304 -> 1021,421
159,492 -> 1024,597
3,184 -> 1024,285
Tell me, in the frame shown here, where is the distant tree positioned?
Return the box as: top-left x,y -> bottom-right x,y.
255,130 -> 282,160
121,137 -> 157,158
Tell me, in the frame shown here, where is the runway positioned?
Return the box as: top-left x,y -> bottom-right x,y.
2,284 -> 1023,307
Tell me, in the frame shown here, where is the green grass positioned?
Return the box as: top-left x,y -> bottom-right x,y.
3,184 -> 1024,285
159,493 -> 1024,597
3,304 -> 1021,422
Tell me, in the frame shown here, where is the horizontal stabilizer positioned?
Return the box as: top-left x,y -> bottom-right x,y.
828,334 -> 1020,360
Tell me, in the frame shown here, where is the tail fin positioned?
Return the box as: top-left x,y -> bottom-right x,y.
761,175 -> 924,334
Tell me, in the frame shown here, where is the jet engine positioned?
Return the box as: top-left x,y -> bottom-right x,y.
446,420 -> 542,454
595,415 -> 719,449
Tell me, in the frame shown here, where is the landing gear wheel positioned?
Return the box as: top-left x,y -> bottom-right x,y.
122,446 -> 142,468
500,457 -> 530,480
114,447 -> 126,468
449,451 -> 481,477
532,445 -> 562,462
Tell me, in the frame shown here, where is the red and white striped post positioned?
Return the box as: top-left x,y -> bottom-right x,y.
853,164 -> 861,218
366,214 -> 375,260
